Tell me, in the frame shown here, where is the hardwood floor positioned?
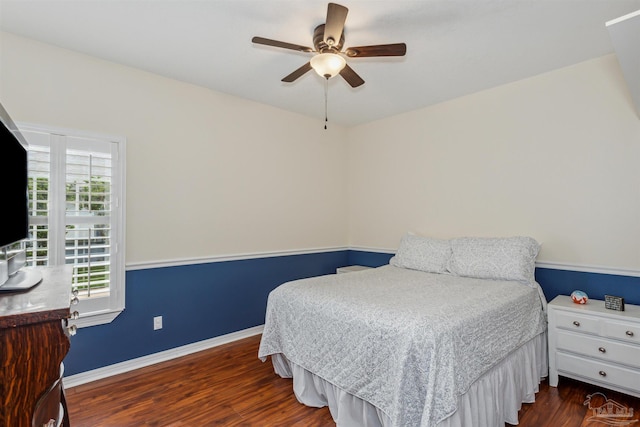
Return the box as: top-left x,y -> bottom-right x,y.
66,334 -> 640,426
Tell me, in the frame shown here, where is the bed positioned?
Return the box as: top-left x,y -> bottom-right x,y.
258,235 -> 548,427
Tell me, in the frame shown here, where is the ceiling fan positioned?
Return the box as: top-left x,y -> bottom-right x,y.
251,2 -> 407,88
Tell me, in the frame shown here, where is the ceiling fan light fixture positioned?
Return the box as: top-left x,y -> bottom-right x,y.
310,53 -> 346,78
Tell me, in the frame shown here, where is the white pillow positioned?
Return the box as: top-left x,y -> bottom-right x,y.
447,236 -> 540,284
390,233 -> 451,274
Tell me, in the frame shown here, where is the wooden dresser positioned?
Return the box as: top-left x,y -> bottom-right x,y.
0,266 -> 73,427
548,295 -> 640,398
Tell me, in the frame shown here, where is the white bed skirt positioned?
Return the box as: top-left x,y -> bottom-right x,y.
270,331 -> 548,427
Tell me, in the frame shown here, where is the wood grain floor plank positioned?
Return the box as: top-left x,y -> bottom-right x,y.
66,334 -> 640,426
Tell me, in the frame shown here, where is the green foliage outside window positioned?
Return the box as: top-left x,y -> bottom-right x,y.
66,177 -> 110,214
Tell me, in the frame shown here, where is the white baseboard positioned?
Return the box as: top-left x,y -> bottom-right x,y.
63,325 -> 264,389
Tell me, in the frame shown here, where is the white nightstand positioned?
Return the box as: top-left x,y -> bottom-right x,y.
548,295 -> 640,398
336,265 -> 372,274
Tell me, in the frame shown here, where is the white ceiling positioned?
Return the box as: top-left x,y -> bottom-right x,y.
1,0 -> 640,126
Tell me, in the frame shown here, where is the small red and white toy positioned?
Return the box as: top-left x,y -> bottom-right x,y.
571,290 -> 589,304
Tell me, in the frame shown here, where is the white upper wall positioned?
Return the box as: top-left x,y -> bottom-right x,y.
3,31 -> 639,271
347,54 -> 640,270
0,32 -> 349,264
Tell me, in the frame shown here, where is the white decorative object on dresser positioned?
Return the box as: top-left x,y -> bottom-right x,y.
548,295 -> 640,398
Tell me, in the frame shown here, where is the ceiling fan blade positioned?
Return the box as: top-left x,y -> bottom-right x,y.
252,36 -> 313,53
344,43 -> 407,57
339,64 -> 364,88
282,62 -> 313,83
324,3 -> 348,48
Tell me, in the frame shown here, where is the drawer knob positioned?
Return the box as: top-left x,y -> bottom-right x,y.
626,330 -> 635,337
599,370 -> 607,377
572,321 -> 580,327
598,347 -> 606,353
67,324 -> 77,336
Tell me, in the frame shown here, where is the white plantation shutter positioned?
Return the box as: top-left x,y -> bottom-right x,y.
20,124 -> 126,327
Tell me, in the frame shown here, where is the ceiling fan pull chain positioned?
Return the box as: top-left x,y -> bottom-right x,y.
324,76 -> 329,130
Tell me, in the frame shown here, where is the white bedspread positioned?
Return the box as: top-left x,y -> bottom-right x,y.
258,265 -> 546,427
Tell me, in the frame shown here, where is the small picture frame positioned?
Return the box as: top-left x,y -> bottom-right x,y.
604,295 -> 625,311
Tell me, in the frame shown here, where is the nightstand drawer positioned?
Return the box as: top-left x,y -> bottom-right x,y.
555,311 -> 600,335
603,320 -> 640,345
557,352 -> 640,392
556,330 -> 640,368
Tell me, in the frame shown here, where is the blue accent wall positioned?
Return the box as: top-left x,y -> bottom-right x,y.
64,250 -> 348,376
535,268 -> 640,306
347,250 -> 394,267
65,248 -> 640,376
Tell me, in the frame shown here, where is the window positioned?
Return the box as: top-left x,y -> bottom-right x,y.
19,123 -> 126,328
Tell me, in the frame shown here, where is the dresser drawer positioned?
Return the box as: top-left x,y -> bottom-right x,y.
556,330 -> 640,368
603,320 -> 640,345
557,352 -> 640,393
555,311 -> 600,335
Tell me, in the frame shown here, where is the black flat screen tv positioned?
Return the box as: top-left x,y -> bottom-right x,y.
0,102 -> 29,247
0,101 -> 41,291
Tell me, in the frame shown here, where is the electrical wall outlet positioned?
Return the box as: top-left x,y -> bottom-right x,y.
153,316 -> 163,330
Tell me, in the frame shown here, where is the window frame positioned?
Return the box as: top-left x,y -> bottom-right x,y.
18,122 -> 126,328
